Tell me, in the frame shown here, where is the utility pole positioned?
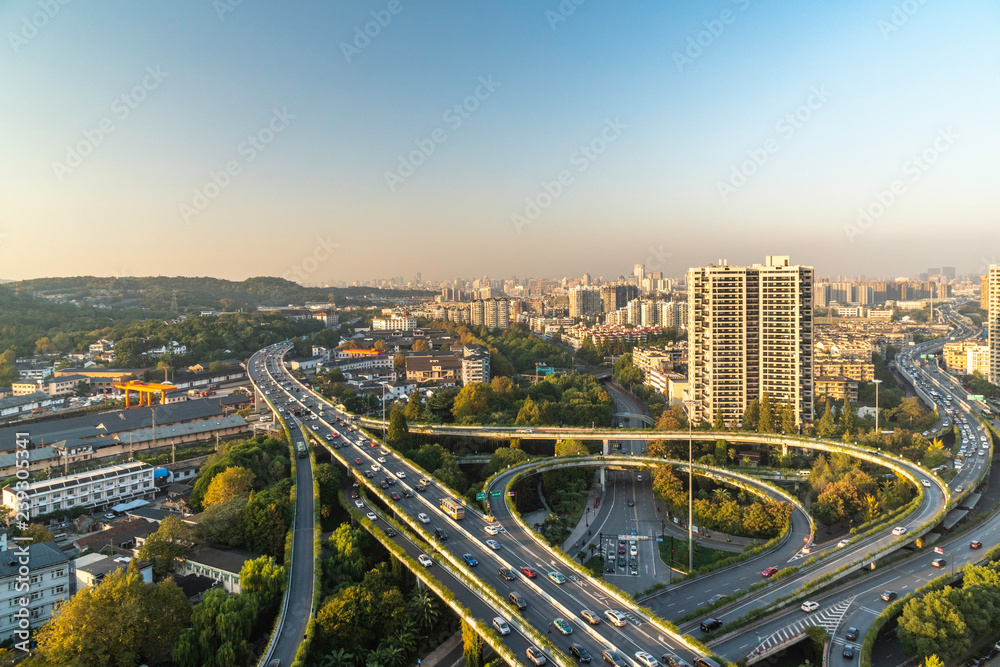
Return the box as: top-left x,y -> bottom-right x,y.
873,379 -> 882,433
683,399 -> 698,571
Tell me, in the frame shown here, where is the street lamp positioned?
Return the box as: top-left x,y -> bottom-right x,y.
873,379 -> 882,433
683,399 -> 698,571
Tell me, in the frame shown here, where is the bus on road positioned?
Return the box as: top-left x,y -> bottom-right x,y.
296,441 -> 308,458
440,497 -> 465,520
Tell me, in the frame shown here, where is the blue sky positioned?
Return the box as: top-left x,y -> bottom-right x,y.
2,0 -> 998,283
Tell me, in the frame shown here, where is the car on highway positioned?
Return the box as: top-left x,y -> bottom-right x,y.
498,567 -> 517,581
707,594 -> 725,605
837,539 -> 850,548
698,618 -> 722,632
634,652 -> 658,667
880,590 -> 897,602
417,513 -> 430,523
842,645 -> 855,660
526,647 -> 547,666
365,511 -> 377,521
921,478 -> 931,487
486,539 -> 501,550
508,591 -> 526,609
402,489 -> 413,498
957,485 -> 965,493
660,653 -> 691,667
627,499 -> 634,507
800,601 -> 819,613
892,526 -> 908,536
569,644 -> 592,663
932,558 -> 947,568
485,524 -> 500,535
377,456 -> 386,463
492,617 -> 510,636
971,540 -> 983,549
553,618 -> 572,635
580,610 -> 601,625
417,554 -> 432,567
415,484 -> 426,492
379,481 -> 389,489
354,458 -> 362,465
371,464 -> 381,472
761,566 -> 779,577
462,554 -> 478,567
845,627 -> 859,640
383,527 -> 396,537
396,471 -> 406,478
604,610 -> 627,626
521,567 -> 539,578
602,650 -> 629,667
433,529 -> 448,541
354,500 -> 364,508
389,492 -> 400,501
547,572 -> 566,584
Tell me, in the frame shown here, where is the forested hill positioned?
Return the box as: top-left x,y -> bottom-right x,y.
8,276 -> 435,311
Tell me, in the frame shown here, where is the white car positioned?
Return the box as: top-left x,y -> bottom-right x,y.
801,601 -> 819,613
629,544 -> 638,556
418,554 -> 433,567
837,539 -> 850,548
354,500 -> 364,508
418,513 -> 430,524
634,652 -> 659,667
492,617 -> 511,636
371,464 -> 381,472
377,456 -> 386,463
604,610 -> 627,627
892,526 -> 907,536
921,479 -> 931,487
366,512 -> 377,521
396,471 -> 406,478
485,524 -> 500,535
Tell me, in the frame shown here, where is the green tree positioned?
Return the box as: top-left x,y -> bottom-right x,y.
514,396 -> 541,426
781,400 -> 796,434
713,408 -> 725,431
34,562 -> 191,667
897,587 -> 970,661
138,515 -> 191,576
386,402 -> 410,449
483,447 -> 528,477
841,397 -> 856,437
816,400 -> 837,438
555,439 -> 589,457
758,392 -> 774,433
403,390 -> 422,421
742,399 -> 760,431
452,382 -> 494,422
714,439 -> 729,467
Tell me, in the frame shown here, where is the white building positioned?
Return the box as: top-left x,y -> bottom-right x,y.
372,313 -> 416,331
0,542 -> 70,645
1,462 -> 156,517
175,544 -> 258,595
989,267 -> 1000,385
461,345 -> 491,385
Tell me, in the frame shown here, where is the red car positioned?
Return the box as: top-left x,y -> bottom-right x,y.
971,540 -> 983,549
390,492 -> 400,501
370,441 -> 379,448
762,567 -> 779,578
354,458 -> 362,466
521,567 -> 539,579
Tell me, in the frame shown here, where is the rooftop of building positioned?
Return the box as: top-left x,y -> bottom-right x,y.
184,543 -> 259,574
0,542 -> 67,577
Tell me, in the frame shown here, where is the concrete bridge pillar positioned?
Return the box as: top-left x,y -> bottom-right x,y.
782,443 -> 789,457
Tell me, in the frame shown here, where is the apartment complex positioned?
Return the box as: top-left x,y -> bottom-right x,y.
372,312 -> 417,331
568,286 -> 602,318
1,462 -> 156,517
989,267 -> 1000,384
600,284 -> 639,315
943,339 -> 983,373
688,255 -> 814,427
0,542 -> 70,644
469,298 -> 510,329
460,345 -> 491,385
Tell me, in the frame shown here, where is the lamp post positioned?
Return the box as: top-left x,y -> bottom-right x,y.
873,379 -> 882,433
683,399 -> 698,571
381,384 -> 387,439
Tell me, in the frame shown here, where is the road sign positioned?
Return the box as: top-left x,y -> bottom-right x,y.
656,538 -> 663,542
507,491 -> 515,497
476,492 -> 486,500
491,491 -> 502,498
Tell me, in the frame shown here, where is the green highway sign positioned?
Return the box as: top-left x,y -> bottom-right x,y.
476,492 -> 486,500
491,491 -> 502,498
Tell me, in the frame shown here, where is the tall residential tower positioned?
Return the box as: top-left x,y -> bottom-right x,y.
688,255 -> 814,427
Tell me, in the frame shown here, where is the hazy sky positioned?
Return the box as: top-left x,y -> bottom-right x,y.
2,1 -> 999,284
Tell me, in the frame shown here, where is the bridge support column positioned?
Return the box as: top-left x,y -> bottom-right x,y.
601,440 -> 609,491
782,443 -> 788,458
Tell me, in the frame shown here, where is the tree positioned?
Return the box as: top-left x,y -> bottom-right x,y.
555,439 -> 589,457
202,466 -> 255,508
393,353 -> 406,371
713,408 -> 725,431
386,403 -> 410,449
923,656 -> 944,667
34,562 -> 191,667
404,390 -> 422,421
714,440 -> 729,467
897,587 -> 970,661
841,397 -> 856,437
742,399 -> 760,431
656,404 -> 686,431
483,447 -> 528,477
816,400 -> 837,438
76,380 -> 90,397
373,340 -> 386,351
15,523 -> 53,543
781,400 -> 796,434
514,396 -> 541,426
138,515 -> 190,576
452,383 -> 494,422
411,339 -> 430,352
758,392 -> 774,433
922,438 -> 947,469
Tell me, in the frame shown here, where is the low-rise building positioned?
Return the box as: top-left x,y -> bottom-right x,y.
0,542 -> 70,644
175,544 -> 259,595
405,352 -> 462,384
2,462 -> 156,518
74,553 -> 153,590
815,375 -> 859,403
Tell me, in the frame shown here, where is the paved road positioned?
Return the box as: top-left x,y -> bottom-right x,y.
250,344 -> 316,667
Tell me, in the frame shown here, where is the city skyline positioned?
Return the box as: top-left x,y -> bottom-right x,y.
2,1 -> 998,282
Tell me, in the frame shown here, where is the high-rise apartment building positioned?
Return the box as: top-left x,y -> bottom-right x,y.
601,284 -> 639,315
982,274 -> 990,312
569,286 -> 602,318
688,256 -> 814,427
470,298 -> 510,330
989,267 -> 1000,384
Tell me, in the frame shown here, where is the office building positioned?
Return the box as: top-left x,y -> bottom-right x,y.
688,255 -> 814,427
